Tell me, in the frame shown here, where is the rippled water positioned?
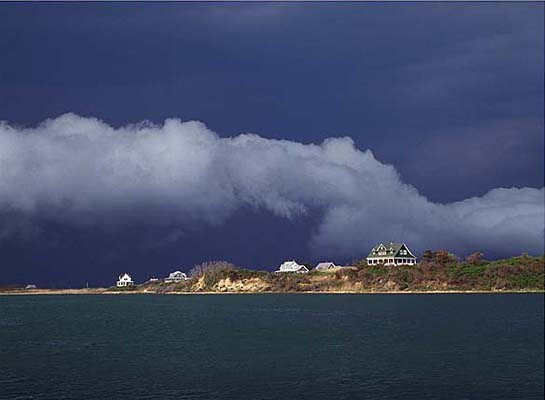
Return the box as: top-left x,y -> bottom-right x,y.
1,294 -> 543,399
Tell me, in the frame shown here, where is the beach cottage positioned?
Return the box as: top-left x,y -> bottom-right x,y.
366,243 -> 417,266
314,262 -> 337,271
275,261 -> 310,274
116,273 -> 134,287
164,270 -> 188,283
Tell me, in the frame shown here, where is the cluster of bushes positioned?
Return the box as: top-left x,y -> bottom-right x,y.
447,255 -> 544,290
267,273 -> 313,291
344,251 -> 544,291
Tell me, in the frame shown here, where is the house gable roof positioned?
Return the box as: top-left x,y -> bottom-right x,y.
315,262 -> 336,270
278,261 -> 308,272
367,243 -> 416,259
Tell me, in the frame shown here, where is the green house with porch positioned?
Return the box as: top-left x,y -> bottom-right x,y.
366,242 -> 417,266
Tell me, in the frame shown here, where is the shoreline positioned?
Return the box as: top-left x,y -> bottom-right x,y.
3,255 -> 542,297
1,289 -> 543,296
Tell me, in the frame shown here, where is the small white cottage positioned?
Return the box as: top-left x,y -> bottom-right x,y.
164,270 -> 188,283
116,273 -> 134,287
314,262 -> 337,271
366,243 -> 417,266
275,260 -> 310,274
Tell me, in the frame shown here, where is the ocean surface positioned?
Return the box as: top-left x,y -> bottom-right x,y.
0,294 -> 543,400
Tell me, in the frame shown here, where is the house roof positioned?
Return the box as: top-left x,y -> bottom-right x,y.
278,261 -> 308,271
315,262 -> 336,270
366,242 -> 416,259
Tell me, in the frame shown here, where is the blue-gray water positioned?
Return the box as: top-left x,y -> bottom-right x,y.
1,294 -> 543,400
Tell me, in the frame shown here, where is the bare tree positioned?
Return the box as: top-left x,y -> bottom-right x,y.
189,261 -> 238,278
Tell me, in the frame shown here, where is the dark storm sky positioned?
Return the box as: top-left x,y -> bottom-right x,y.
0,2 -> 543,286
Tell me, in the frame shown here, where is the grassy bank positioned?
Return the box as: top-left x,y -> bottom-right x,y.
137,254 -> 544,294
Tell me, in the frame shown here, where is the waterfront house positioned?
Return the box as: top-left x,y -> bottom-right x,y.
25,284 -> 37,290
275,260 -> 310,274
164,270 -> 188,283
116,273 -> 134,287
315,262 -> 337,271
366,243 -> 417,266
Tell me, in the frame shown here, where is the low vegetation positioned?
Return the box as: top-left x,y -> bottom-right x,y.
134,252 -> 544,293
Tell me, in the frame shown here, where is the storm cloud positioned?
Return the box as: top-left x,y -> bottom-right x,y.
0,114 -> 543,258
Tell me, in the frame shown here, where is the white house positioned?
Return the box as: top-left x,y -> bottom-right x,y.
164,270 -> 188,283
275,260 -> 310,274
314,262 -> 337,271
366,243 -> 417,266
116,273 -> 134,287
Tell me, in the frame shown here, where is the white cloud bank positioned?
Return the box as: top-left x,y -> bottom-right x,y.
0,114 -> 543,257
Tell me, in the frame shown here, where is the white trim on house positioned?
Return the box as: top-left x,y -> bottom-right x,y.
376,244 -> 387,256
398,246 -> 417,259
366,257 -> 417,266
